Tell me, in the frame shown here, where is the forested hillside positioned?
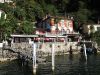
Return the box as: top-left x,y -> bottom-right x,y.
0,0 -> 100,41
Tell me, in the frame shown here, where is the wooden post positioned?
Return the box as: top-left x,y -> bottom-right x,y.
2,48 -> 4,58
32,42 -> 37,74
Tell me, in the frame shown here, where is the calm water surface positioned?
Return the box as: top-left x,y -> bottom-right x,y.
0,54 -> 100,75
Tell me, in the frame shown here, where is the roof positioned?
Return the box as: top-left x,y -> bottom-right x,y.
11,34 -> 38,38
11,32 -> 79,38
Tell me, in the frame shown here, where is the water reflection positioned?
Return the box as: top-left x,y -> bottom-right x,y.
69,54 -> 73,61
0,54 -> 100,75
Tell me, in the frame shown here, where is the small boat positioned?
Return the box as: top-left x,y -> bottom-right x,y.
80,45 -> 97,54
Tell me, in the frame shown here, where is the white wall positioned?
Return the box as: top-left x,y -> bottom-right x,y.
0,10 -> 7,19
0,0 -> 4,3
0,0 -> 12,3
93,25 -> 100,31
87,24 -> 100,34
0,43 -> 3,48
0,10 -> 3,18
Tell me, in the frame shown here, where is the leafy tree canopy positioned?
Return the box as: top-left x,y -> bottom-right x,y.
0,0 -> 100,41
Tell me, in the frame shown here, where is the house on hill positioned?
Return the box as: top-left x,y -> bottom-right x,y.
83,24 -> 100,34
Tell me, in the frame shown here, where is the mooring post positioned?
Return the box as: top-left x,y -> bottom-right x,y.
84,40 -> 87,61
32,42 -> 37,74
2,40 -> 5,58
1,48 -> 4,58
52,43 -> 55,71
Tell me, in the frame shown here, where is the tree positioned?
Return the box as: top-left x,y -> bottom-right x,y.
0,13 -> 15,42
21,21 -> 34,34
92,31 -> 100,46
67,0 -> 79,12
1,0 -> 100,42
90,25 -> 95,33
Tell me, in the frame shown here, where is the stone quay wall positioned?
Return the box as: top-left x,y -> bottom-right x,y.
10,42 -> 81,57
0,48 -> 17,62
0,42 -> 81,61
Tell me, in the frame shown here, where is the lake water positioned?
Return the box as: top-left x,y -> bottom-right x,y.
0,54 -> 100,75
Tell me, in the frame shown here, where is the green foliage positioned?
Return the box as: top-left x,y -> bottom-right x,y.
14,7 -> 26,20
67,0 -> 79,12
61,0 -> 70,11
0,10 -> 22,41
21,21 -> 34,34
32,3 -> 44,18
44,4 -> 58,16
0,0 -> 100,41
92,31 -> 100,46
76,9 -> 91,22
78,1 -> 86,9
90,25 -> 95,33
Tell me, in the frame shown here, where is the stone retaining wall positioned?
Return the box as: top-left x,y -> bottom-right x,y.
0,48 -> 18,60
10,42 -> 81,57
0,42 -> 81,61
